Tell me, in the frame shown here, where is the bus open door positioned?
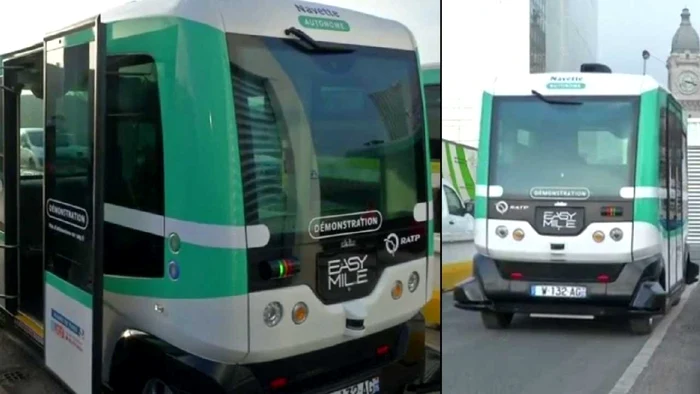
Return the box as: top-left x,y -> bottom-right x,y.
41,16 -> 107,394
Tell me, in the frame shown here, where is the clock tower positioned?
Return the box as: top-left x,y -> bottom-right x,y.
668,8 -> 700,117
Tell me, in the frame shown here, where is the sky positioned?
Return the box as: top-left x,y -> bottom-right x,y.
598,0 -> 693,88
0,0 -> 439,63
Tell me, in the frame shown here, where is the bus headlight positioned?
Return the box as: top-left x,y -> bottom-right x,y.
408,271 -> 420,292
512,228 -> 525,241
496,226 -> 508,238
592,230 -> 605,243
263,302 -> 283,327
610,228 -> 623,242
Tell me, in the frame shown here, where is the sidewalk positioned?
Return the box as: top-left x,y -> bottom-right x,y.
0,318 -> 67,394
627,284 -> 700,394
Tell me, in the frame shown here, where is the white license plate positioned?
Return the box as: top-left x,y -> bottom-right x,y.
530,285 -> 587,298
328,377 -> 380,394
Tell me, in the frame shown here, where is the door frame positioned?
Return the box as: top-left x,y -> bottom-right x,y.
42,15 -> 106,394
0,44 -> 43,316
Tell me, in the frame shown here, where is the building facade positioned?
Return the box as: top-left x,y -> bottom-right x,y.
667,8 -> 700,118
542,0 -> 598,73
441,0 -> 599,146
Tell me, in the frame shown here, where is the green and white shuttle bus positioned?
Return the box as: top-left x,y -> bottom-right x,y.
0,0 -> 435,392
454,64 -> 699,335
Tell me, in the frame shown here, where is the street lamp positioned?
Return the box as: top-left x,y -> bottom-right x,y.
642,50 -> 650,75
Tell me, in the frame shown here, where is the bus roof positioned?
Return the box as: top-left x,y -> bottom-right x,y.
1,0 -> 417,59
484,72 -> 666,97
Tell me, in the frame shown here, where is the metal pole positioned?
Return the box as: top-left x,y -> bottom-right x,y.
642,50 -> 650,75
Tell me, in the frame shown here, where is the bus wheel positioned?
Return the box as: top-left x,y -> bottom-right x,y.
629,316 -> 653,335
480,311 -> 513,329
141,378 -> 175,394
671,296 -> 681,307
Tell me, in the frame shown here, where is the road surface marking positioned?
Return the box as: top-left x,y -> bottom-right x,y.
608,283 -> 698,394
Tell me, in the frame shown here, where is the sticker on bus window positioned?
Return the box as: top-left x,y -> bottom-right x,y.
529,187 -> 591,200
46,198 -> 89,242
308,210 -> 383,239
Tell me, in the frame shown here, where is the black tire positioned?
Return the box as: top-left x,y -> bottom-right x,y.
480,311 -> 514,329
141,378 -> 176,394
629,316 -> 654,335
671,296 -> 681,307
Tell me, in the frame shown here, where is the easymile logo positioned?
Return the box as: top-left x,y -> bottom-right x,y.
542,210 -> 578,231
295,4 -> 340,18
327,255 -> 368,290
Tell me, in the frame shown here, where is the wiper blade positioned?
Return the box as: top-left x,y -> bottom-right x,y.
284,26 -> 355,54
531,89 -> 582,105
363,139 -> 385,146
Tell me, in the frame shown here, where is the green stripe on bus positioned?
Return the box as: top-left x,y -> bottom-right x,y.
105,244 -> 248,299
417,53 -> 434,256
64,28 -> 96,48
634,89 -> 660,188
46,271 -> 93,308
422,68 -> 440,85
475,92 -> 493,219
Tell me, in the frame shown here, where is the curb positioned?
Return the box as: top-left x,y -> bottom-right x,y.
441,260 -> 473,292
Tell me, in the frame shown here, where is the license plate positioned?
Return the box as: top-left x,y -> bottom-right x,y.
530,285 -> 587,298
328,377 -> 380,394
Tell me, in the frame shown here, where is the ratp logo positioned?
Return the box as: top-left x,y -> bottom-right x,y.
384,233 -> 399,256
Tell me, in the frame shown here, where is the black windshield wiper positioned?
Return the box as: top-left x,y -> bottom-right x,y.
363,139 -> 385,146
531,89 -> 582,105
284,26 -> 355,54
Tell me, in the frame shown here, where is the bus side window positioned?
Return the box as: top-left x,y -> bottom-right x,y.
103,55 -> 165,278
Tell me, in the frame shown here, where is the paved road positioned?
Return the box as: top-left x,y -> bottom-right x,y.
0,324 -> 67,394
626,282 -> 700,394
0,319 -> 439,394
442,285 -> 700,394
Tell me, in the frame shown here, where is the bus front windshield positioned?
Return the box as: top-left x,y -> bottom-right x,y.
489,96 -> 639,199
226,33 -> 427,247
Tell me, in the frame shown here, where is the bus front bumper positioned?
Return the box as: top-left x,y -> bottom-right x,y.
452,253 -> 667,317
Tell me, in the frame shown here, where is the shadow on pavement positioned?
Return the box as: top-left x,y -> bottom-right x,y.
0,318 -> 67,394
